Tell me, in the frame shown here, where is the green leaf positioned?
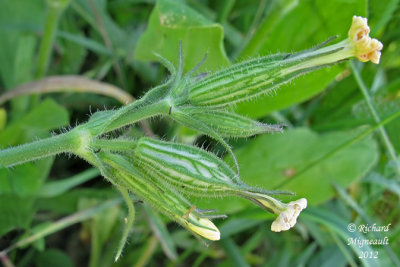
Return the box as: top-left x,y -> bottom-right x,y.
0,98 -> 69,147
56,12 -> 88,74
369,0 -> 399,35
219,237 -> 250,267
79,198 -> 121,267
0,0 -> 45,89
35,249 -> 74,267
0,159 -> 53,197
0,195 -> 36,236
10,34 -> 37,117
219,218 -> 265,239
303,207 -> 380,267
135,0 -> 230,72
143,204 -> 178,260
234,127 -> 378,205
0,99 -> 69,236
235,0 -> 367,117
72,0 -> 136,60
38,168 -> 100,198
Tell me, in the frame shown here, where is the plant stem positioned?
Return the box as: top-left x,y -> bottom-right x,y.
350,61 -> 400,178
0,131 -> 79,167
105,100 -> 171,133
0,75 -> 134,105
134,235 -> 158,267
0,253 -> 14,267
36,1 -> 68,79
0,98 -> 167,168
32,0 -> 70,105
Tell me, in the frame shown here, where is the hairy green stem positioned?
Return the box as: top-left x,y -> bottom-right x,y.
105,100 -> 171,133
0,131 -> 80,167
350,61 -> 400,178
0,98 -> 170,168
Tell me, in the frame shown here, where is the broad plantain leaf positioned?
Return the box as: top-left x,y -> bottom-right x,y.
233,128 -> 378,205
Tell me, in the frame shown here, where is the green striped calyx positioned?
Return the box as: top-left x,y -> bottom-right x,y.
132,137 -> 307,232
171,106 -> 283,138
134,137 -> 243,197
187,42 -> 347,107
98,151 -> 221,241
133,137 -> 283,198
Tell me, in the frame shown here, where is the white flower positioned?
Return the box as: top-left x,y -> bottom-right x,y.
271,198 -> 307,232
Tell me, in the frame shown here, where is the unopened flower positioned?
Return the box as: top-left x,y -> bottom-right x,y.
185,214 -> 220,241
98,151 -> 223,241
133,137 -> 308,232
133,137 -> 243,196
172,107 -> 283,138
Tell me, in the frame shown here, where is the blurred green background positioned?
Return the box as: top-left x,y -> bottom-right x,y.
0,0 -> 399,266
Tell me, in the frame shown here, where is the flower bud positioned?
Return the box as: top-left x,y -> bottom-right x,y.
185,214 -> 220,241
172,107 -> 283,138
107,138 -> 306,233
100,151 -> 222,241
134,137 -> 241,197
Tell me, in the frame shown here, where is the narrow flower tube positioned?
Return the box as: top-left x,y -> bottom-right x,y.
188,16 -> 382,107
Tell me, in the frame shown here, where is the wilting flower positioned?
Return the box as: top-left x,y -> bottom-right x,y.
250,193 -> 307,232
348,16 -> 383,63
270,198 -> 307,232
